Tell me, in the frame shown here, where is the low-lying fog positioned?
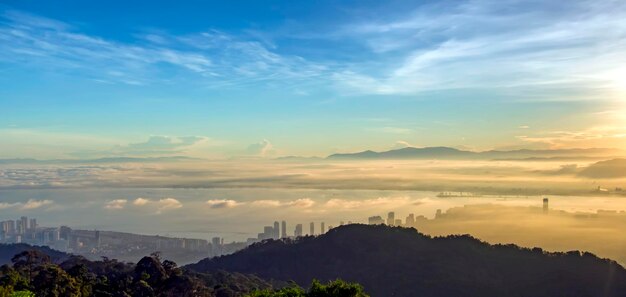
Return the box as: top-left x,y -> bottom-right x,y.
1,158 -> 625,195
1,158 -> 625,264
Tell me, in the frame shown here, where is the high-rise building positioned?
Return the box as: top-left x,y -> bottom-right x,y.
29,218 -> 37,231
281,221 -> 287,238
259,226 -> 274,240
59,226 -> 72,240
0,222 -> 6,241
320,222 -> 325,234
435,209 -> 442,218
211,237 -> 222,256
95,230 -> 101,248
394,219 -> 402,226
1,221 -> 8,233
51,228 -> 60,241
20,217 -> 28,233
405,214 -> 415,226
543,198 -> 549,213
16,220 -> 23,235
368,216 -> 384,225
7,220 -> 15,235
294,224 -> 303,237
387,212 -> 395,225
273,221 -> 280,239
310,222 -> 315,235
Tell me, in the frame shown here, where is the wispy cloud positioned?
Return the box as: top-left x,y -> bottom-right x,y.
3,2 -> 624,101
69,135 -> 215,158
369,127 -> 413,135
0,10 -> 329,88
331,0 -> 626,99
391,141 -> 415,149
0,199 -> 53,210
517,125 -> 626,149
250,198 -> 315,208
246,139 -> 276,157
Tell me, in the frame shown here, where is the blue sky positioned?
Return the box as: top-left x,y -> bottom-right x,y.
1,0 -> 625,159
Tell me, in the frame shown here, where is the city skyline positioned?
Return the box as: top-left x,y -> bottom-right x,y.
0,197 -> 552,246
2,195 -> 626,266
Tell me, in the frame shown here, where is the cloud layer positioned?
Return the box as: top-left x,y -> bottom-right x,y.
0,199 -> 53,210
105,197 -> 182,214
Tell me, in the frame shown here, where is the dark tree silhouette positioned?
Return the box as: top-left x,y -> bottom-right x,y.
11,250 -> 50,285
0,250 -> 271,297
247,280 -> 369,297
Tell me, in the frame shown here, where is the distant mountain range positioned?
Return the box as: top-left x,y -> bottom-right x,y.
578,158 -> 626,178
2,148 -> 624,164
327,146 -> 625,160
188,224 -> 626,297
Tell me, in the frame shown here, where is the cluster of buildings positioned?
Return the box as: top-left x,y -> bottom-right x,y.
0,216 -> 71,251
367,211 -> 429,228
0,216 -> 238,261
367,198 -> 552,228
248,220 -> 356,244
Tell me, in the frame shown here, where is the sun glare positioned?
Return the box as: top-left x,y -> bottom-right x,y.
609,68 -> 626,97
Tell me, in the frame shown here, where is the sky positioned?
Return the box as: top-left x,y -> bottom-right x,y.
1,0 -> 626,159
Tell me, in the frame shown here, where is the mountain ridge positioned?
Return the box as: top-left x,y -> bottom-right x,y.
327,146 -> 625,160
187,224 -> 626,297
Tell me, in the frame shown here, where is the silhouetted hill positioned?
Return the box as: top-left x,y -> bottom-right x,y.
0,243 -> 71,265
578,158 -> 626,178
188,224 -> 626,297
327,147 -> 624,160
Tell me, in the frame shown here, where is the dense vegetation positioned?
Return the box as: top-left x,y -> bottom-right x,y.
0,250 -> 270,296
247,280 -> 368,297
188,224 -> 626,297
